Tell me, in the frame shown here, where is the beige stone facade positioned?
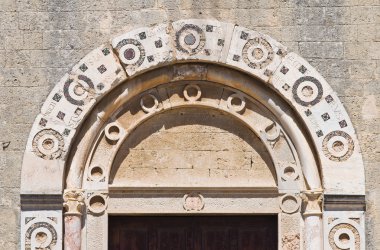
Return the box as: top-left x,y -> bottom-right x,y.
0,1 -> 379,250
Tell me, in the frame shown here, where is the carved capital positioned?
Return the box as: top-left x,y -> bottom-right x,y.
63,189 -> 85,216
300,190 -> 323,216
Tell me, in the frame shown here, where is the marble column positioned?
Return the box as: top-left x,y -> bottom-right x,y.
63,189 -> 85,250
301,190 -> 323,250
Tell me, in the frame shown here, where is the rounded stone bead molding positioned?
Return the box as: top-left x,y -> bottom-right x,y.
281,164 -> 299,182
32,129 -> 64,160
322,131 -> 354,162
329,223 -> 360,249
183,193 -> 205,211
175,24 -> 206,55
88,165 -> 105,182
87,193 -> 108,214
115,38 -> 145,67
63,75 -> 95,106
25,221 -> 57,250
264,122 -> 281,142
280,194 -> 300,214
227,93 -> 246,113
183,84 -> 202,102
104,123 -> 123,142
140,94 -> 159,113
292,76 -> 323,107
242,37 -> 274,69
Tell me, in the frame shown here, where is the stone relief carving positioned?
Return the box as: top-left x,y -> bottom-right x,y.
63,189 -> 85,215
20,19 -> 366,250
21,211 -> 62,250
282,234 -> 300,250
322,130 -> 354,162
227,93 -> 246,113
115,38 -> 146,70
175,24 -> 206,55
280,194 -> 301,214
329,223 -> 360,249
280,163 -> 299,182
183,193 -> 205,211
86,192 -> 108,215
87,165 -> 106,182
241,36 -> 274,70
25,221 -> 58,250
324,214 -> 364,250
32,129 -> 64,160
63,75 -> 95,106
23,19 -> 364,196
301,191 -> 323,216
104,122 -> 124,143
183,84 -> 202,102
292,76 -> 323,107
263,122 -> 281,148
140,94 -> 159,113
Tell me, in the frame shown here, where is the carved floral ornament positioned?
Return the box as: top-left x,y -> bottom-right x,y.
63,190 -> 85,216
301,190 -> 323,216
19,19 -> 366,250
183,193 -> 205,211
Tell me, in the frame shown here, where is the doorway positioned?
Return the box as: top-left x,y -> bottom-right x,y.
109,216 -> 278,250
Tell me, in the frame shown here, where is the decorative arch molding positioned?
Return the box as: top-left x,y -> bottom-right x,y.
20,19 -> 365,250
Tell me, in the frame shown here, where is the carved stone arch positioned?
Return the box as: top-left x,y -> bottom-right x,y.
20,19 -> 365,250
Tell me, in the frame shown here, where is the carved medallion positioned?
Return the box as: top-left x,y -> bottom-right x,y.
63,75 -> 95,106
86,192 -> 108,215
329,223 -> 360,250
32,129 -> 64,160
280,194 -> 300,214
227,93 -> 246,113
292,76 -> 323,107
322,130 -> 354,162
25,221 -> 58,250
116,38 -> 146,67
175,24 -> 206,55
140,94 -> 159,113
105,123 -> 123,143
242,37 -> 274,69
183,193 -> 204,211
183,84 -> 202,102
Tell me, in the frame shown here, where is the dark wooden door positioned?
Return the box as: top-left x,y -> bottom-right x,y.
109,216 -> 277,250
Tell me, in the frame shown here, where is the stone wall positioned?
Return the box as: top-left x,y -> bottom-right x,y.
0,0 -> 379,249
112,107 -> 275,187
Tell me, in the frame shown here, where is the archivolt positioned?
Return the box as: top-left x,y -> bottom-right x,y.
21,19 -> 364,196
78,76 -> 304,192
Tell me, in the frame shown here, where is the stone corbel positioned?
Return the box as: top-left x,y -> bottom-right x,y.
300,190 -> 323,216
63,189 -> 85,216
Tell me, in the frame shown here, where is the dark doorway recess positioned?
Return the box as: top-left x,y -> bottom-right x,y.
109,215 -> 278,250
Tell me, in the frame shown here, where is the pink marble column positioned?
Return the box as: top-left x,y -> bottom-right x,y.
301,190 -> 323,250
63,190 -> 85,250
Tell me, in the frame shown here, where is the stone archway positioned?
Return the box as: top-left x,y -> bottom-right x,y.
20,19 -> 365,250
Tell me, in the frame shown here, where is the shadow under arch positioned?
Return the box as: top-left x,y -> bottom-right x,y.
110,106 -> 277,186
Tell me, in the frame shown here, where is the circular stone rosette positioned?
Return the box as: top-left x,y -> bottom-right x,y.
32,129 -> 64,160
322,130 -> 354,162
279,194 -> 300,214
292,76 -> 323,107
242,37 -> 274,69
175,24 -> 206,55
116,38 -> 145,67
63,75 -> 95,106
329,223 -> 360,249
25,222 -> 57,250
